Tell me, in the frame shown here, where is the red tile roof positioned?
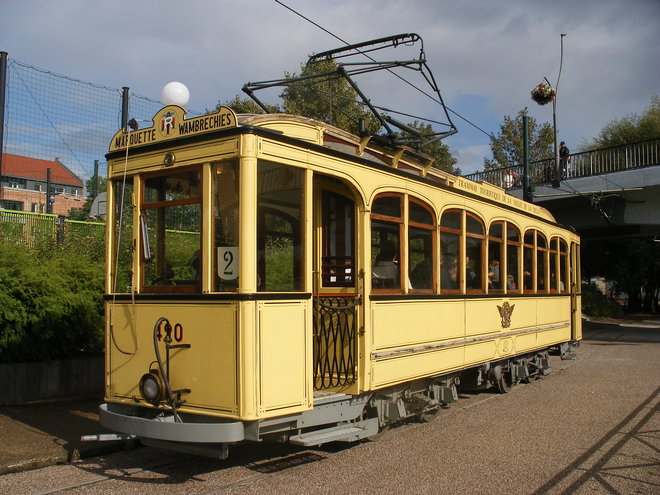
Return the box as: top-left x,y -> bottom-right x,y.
1,154 -> 83,186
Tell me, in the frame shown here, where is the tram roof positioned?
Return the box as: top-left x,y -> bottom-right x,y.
239,113 -> 556,224
107,105 -> 556,224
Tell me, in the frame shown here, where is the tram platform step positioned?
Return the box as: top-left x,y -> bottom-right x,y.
289,420 -> 377,447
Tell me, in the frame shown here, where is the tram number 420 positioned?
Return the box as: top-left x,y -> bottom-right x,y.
218,246 -> 239,280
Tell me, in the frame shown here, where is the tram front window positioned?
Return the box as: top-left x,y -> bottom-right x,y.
112,179 -> 134,293
214,161 -> 240,291
257,162 -> 304,292
141,168 -> 201,292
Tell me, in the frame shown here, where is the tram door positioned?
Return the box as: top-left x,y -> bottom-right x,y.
313,187 -> 360,392
570,242 -> 582,340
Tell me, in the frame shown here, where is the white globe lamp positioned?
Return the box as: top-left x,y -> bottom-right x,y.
161,82 -> 190,107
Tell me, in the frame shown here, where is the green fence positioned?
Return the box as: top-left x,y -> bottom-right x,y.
0,209 -> 105,248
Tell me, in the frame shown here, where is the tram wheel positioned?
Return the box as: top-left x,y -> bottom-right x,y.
494,365 -> 512,393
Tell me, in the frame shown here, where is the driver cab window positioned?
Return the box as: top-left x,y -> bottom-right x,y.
141,167 -> 201,292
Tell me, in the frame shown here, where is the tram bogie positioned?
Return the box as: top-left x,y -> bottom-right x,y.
95,104 -> 581,458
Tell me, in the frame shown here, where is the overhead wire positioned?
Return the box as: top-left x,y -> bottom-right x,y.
274,0 -> 494,140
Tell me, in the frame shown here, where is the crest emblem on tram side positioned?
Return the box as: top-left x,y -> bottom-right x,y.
497,302 -> 515,328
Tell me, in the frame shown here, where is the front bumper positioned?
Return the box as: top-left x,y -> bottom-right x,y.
99,403 -> 245,444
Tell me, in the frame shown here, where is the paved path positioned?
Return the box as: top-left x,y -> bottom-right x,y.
0,319 -> 658,494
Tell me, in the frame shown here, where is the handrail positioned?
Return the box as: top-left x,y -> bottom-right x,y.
463,138 -> 660,189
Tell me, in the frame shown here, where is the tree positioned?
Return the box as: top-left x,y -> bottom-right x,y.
583,94 -> 660,149
212,60 -> 458,168
212,94 -> 281,114
406,121 -> 460,175
68,176 -> 107,220
280,59 -> 381,136
582,237 -> 659,314
483,110 -> 554,170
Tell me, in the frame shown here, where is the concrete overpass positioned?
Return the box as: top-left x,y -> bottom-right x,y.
464,139 -> 660,240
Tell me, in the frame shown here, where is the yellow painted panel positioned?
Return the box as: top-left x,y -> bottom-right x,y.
465,340 -> 498,365
573,296 -> 583,340
537,326 -> 571,347
537,296 -> 570,323
259,139 -> 310,167
106,302 -> 238,415
258,301 -> 309,413
465,299 -> 501,336
371,300 -> 464,350
258,122 -> 323,144
512,333 -> 538,354
371,346 -> 464,388
108,138 -> 239,177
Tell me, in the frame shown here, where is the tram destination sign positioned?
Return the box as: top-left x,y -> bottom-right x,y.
109,105 -> 237,152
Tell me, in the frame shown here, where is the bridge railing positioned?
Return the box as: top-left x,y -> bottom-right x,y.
463,138 -> 660,189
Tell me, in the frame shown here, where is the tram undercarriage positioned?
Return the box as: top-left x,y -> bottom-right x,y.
95,344 -> 575,459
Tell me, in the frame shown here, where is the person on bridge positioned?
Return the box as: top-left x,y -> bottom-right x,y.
560,141 -> 571,178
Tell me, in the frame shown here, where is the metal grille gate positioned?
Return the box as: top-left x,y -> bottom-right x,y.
313,296 -> 360,390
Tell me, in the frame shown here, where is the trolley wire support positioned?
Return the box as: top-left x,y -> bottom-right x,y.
242,33 -> 457,150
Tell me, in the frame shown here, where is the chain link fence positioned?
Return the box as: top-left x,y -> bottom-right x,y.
2,56 -> 167,185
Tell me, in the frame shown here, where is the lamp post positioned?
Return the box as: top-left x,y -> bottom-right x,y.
549,34 -> 566,187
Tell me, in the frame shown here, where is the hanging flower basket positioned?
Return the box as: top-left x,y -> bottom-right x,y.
531,83 -> 556,105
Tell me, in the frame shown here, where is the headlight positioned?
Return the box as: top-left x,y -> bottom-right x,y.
139,370 -> 166,404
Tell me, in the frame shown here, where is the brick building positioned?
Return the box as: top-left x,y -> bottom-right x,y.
0,154 -> 84,215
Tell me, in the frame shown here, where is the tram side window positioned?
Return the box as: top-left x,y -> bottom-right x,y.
466,213 -> 485,292
537,232 -> 548,292
371,195 -> 403,291
506,224 -> 521,292
488,222 -> 504,292
321,191 -> 355,287
440,210 -> 461,292
141,168 -> 202,292
112,179 -> 134,293
559,238 -> 569,293
257,162 -> 304,292
408,199 -> 435,291
550,237 -> 559,292
523,230 -> 535,292
214,161 -> 240,292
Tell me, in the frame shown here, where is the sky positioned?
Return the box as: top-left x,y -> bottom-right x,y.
1,0 -> 658,175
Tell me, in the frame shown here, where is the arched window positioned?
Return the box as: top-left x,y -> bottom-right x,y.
537,232 -> 548,293
440,210 -> 461,292
506,224 -> 521,293
371,194 -> 403,291
523,230 -> 535,293
408,199 -> 435,292
488,221 -> 504,292
550,237 -> 559,292
466,213 -> 485,293
559,238 -> 569,293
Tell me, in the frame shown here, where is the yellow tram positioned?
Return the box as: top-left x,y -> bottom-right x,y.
99,104 -> 581,458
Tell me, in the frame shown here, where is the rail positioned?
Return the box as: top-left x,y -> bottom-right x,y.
462,138 -> 660,190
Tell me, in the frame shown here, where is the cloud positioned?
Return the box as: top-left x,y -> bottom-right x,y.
1,0 -> 658,179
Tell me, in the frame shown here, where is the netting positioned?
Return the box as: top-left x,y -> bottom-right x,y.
2,57 -> 197,186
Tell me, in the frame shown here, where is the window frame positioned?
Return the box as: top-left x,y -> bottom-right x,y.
408,197 -> 436,293
440,209 -> 463,294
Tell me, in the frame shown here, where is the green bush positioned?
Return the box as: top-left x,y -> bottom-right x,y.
0,238 -> 105,363
581,283 -> 624,318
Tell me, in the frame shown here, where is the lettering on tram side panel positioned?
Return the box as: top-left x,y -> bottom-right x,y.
109,105 -> 237,152
455,177 -> 543,217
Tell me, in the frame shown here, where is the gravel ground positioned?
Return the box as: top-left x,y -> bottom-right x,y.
1,320 -> 658,495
